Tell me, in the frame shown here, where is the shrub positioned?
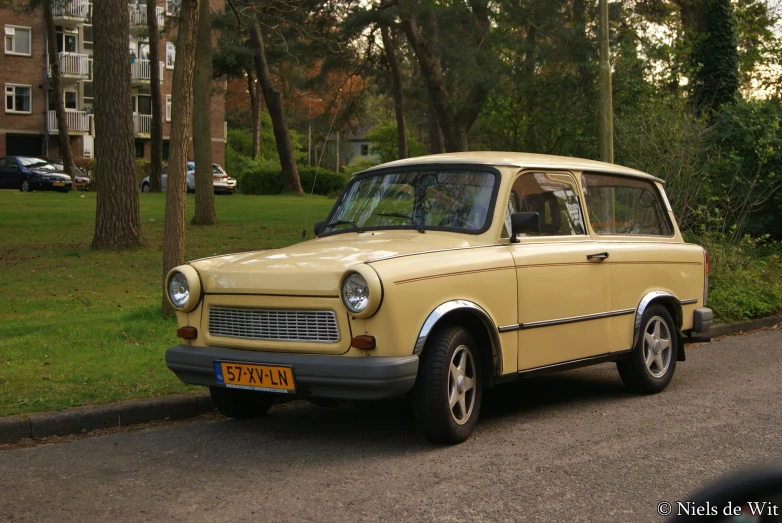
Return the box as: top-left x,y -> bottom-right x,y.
235,158 -> 348,196
343,158 -> 380,176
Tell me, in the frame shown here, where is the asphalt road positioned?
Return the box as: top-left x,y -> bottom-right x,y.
1,328 -> 781,522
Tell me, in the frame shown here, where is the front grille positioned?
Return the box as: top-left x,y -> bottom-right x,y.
208,307 -> 340,343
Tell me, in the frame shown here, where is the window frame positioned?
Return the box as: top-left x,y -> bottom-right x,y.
580,172 -> 675,238
165,94 -> 172,122
5,83 -> 33,114
5,25 -> 32,57
503,170 -> 588,240
165,42 -> 175,69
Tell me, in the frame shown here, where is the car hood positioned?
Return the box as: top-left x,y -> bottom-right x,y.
189,231 -> 479,296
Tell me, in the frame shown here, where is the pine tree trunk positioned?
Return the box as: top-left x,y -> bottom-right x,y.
191,0 -> 216,225
148,0 -> 163,193
90,0 -> 143,249
162,0 -> 200,315
381,26 -> 407,159
246,68 -> 261,159
248,23 -> 302,194
44,0 -> 74,184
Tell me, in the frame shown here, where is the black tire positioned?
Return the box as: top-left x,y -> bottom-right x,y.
20,179 -> 30,192
617,304 -> 678,394
413,326 -> 483,444
209,386 -> 275,419
141,183 -> 150,193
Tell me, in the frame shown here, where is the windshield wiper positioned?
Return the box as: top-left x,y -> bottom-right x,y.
326,219 -> 364,233
375,212 -> 426,233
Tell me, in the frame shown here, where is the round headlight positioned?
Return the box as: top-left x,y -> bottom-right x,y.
168,272 -> 190,308
342,273 -> 370,313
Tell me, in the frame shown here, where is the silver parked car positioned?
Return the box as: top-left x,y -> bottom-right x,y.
141,162 -> 237,194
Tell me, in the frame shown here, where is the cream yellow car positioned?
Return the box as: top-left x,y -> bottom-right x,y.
165,152 -> 713,443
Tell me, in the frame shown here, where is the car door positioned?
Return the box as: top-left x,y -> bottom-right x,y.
504,171 -> 613,371
0,158 -> 20,189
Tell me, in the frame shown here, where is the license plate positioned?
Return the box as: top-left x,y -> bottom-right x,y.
76,183 -> 86,187
214,362 -> 295,393
53,181 -> 65,187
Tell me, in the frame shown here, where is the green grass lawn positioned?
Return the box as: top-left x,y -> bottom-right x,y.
0,190 -> 336,417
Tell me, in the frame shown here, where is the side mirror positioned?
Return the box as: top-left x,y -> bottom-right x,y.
314,220 -> 326,236
510,212 -> 539,243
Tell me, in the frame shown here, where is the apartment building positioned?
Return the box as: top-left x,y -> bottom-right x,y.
1,0 -> 226,166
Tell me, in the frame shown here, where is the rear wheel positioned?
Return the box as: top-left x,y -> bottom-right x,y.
141,183 -> 150,193
209,386 -> 275,419
617,304 -> 678,394
20,179 -> 30,192
413,326 -> 483,444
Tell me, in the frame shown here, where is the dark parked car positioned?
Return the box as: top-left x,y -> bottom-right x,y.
0,157 -> 73,192
46,158 -> 91,191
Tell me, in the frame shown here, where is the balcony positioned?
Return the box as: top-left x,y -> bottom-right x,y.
134,114 -> 152,137
130,59 -> 151,85
50,53 -> 91,81
52,0 -> 91,25
128,5 -> 165,32
48,110 -> 92,134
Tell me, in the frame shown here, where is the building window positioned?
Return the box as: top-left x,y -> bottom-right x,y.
5,84 -> 32,113
165,94 -> 172,122
165,42 -> 175,69
360,144 -> 369,156
166,0 -> 181,16
5,26 -> 32,56
64,90 -> 78,110
82,25 -> 93,51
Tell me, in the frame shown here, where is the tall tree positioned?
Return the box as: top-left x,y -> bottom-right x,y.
380,25 -> 407,159
162,0 -> 200,315
91,0 -> 143,249
690,0 -> 740,112
43,0 -> 74,181
191,0 -> 217,225
247,21 -> 303,194
148,0 -> 164,193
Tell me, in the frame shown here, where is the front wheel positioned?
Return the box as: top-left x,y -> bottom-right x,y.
617,304 -> 678,394
141,183 -> 150,193
20,179 -> 30,192
209,386 -> 275,419
413,326 -> 483,444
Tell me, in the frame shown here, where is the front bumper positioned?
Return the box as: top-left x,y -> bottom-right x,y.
166,344 -> 419,400
34,179 -> 73,191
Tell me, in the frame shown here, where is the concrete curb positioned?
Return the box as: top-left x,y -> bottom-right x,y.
707,315 -> 782,338
0,393 -> 213,444
1,316 -> 780,445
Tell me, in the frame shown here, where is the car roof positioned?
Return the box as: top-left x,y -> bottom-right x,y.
357,151 -> 663,183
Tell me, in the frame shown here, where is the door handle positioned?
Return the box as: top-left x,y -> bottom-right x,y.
586,252 -> 609,261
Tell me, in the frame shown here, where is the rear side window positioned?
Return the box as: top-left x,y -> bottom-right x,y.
581,173 -> 673,236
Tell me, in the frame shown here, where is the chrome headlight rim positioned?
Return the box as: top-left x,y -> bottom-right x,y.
342,273 -> 369,314
165,265 -> 202,312
340,265 -> 383,319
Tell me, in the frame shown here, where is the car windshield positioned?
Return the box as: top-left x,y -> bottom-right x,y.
18,157 -> 55,170
212,164 -> 224,175
324,169 -> 497,235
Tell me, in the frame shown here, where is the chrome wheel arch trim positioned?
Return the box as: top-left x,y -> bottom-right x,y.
633,291 -> 683,348
414,300 -> 503,375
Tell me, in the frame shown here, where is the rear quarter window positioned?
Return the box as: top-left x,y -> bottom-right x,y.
581,173 -> 673,237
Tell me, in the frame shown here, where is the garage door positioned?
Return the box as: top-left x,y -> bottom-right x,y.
6,135 -> 43,156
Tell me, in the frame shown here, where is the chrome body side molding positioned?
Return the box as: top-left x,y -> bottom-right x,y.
414,300 -> 503,375
679,298 -> 699,305
498,308 -> 636,332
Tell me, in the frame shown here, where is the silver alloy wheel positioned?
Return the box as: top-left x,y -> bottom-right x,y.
21,179 -> 29,192
642,316 -> 672,378
448,344 -> 476,425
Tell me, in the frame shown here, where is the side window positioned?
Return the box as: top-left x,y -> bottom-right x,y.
581,173 -> 673,236
503,172 -> 585,237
